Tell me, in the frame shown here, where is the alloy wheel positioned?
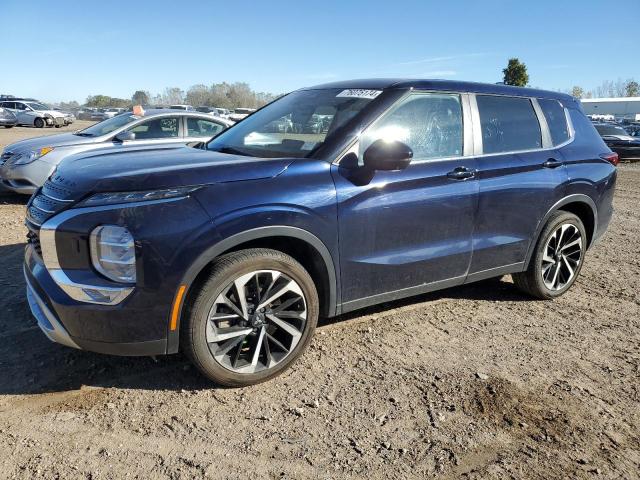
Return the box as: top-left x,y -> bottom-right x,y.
206,270 -> 307,374
541,223 -> 583,291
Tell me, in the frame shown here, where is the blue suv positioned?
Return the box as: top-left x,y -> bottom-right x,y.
23,79 -> 617,386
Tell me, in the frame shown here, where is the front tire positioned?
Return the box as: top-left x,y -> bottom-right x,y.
34,117 -> 45,128
513,211 -> 586,299
182,248 -> 319,387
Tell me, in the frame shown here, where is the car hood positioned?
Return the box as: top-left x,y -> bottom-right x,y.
52,145 -> 294,195
4,133 -> 96,152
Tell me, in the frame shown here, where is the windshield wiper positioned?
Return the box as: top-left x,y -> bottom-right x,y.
74,132 -> 94,137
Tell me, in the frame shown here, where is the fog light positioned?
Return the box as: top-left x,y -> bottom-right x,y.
90,225 -> 136,283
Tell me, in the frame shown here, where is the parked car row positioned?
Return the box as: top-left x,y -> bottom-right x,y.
0,110 -> 232,194
593,122 -> 640,161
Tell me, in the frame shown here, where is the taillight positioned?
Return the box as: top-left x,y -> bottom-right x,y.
600,152 -> 619,166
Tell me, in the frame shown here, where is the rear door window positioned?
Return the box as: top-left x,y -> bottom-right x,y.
187,118 -> 225,137
538,98 -> 570,145
476,95 -> 542,154
360,93 -> 464,161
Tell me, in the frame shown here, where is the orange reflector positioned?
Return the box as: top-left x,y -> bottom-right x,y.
170,285 -> 187,331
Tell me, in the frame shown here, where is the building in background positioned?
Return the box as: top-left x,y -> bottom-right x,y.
581,97 -> 640,122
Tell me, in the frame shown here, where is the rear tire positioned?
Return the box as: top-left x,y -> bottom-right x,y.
181,248 -> 319,387
34,117 -> 45,128
513,211 -> 586,299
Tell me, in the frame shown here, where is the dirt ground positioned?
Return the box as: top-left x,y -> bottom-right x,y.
0,126 -> 638,479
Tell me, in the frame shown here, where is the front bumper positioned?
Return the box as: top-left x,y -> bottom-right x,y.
23,193 -> 212,356
0,159 -> 53,195
24,246 -> 168,356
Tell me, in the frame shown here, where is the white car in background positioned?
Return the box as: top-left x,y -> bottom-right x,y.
0,100 -> 67,128
228,107 -> 256,122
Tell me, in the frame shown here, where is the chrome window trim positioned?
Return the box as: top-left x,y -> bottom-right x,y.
531,98 -> 553,149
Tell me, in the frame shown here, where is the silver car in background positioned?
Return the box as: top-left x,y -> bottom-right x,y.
0,100 -> 68,128
0,110 -> 232,194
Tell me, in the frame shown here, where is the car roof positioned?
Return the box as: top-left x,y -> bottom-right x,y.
303,78 -> 575,103
130,109 -> 234,125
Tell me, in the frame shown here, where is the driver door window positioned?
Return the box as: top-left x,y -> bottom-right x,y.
359,93 -> 463,162
129,117 -> 179,140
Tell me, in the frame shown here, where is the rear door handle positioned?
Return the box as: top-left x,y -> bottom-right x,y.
447,167 -> 476,180
543,158 -> 563,169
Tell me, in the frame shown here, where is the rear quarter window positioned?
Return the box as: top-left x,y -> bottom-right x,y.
538,98 -> 570,146
476,95 -> 542,154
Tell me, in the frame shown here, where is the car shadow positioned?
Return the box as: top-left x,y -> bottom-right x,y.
0,192 -> 30,205
0,241 -> 532,396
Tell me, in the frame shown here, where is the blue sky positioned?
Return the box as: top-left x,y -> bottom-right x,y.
1,0 -> 638,103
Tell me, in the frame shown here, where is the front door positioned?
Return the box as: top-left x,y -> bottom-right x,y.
333,92 -> 479,310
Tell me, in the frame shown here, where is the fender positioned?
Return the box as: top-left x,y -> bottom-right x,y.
523,193 -> 597,269
166,226 -> 338,353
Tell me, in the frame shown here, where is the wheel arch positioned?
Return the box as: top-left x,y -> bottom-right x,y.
166,226 -> 338,354
524,194 -> 597,269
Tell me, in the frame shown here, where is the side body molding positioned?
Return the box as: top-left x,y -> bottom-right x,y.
167,226 -> 338,353
523,193 -> 597,269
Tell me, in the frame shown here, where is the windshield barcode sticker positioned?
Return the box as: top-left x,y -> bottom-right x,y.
336,89 -> 382,99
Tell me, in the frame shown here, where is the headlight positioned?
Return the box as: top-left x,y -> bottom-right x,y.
77,186 -> 200,207
13,147 -> 54,165
90,225 -> 136,283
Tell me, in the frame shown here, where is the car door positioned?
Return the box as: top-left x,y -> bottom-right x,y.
332,92 -> 479,310
13,102 -> 33,125
184,116 -> 227,145
123,116 -> 184,146
467,94 -> 569,277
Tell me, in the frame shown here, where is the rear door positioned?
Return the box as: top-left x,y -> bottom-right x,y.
468,94 -> 569,277
333,92 -> 479,309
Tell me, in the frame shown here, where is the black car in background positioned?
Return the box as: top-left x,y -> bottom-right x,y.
594,123 -> 640,161
0,107 -> 17,128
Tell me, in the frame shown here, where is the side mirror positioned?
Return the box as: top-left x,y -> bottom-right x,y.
363,139 -> 413,171
114,131 -> 135,142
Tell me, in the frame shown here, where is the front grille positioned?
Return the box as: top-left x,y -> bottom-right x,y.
25,180 -> 77,257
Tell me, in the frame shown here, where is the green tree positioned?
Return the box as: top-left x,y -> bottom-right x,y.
570,86 -> 584,99
626,80 -> 639,97
502,58 -> 529,87
131,90 -> 150,105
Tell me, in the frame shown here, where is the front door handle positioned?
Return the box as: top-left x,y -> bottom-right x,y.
543,158 -> 563,169
447,166 -> 476,180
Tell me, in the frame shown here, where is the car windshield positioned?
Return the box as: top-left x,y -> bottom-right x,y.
596,125 -> 629,136
76,114 -> 141,137
207,88 -> 380,158
26,102 -> 50,111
